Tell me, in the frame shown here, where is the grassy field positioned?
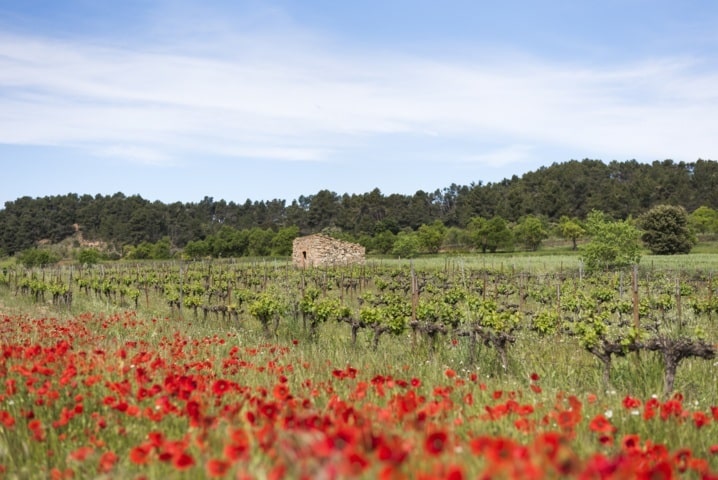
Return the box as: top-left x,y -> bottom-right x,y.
1,252 -> 718,478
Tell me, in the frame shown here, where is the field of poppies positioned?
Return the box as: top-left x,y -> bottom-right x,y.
1,259 -> 718,479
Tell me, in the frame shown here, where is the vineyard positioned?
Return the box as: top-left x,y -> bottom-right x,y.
1,257 -> 718,478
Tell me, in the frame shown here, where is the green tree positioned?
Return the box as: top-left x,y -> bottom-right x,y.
18,248 -> 60,268
467,216 -> 513,253
558,216 -> 586,250
391,231 -> 421,258
247,227 -> 273,257
271,226 -> 300,256
442,226 -> 473,252
689,206 -> 718,235
638,204 -> 696,255
183,239 -> 210,260
416,220 -> 446,253
513,215 -> 548,251
77,248 -> 102,265
152,237 -> 172,259
582,210 -> 642,271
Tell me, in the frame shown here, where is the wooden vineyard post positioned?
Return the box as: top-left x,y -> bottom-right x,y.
179,261 -> 184,321
632,264 -> 639,330
675,278 -> 682,326
410,261 -> 419,346
709,272 -> 714,322
556,278 -> 561,318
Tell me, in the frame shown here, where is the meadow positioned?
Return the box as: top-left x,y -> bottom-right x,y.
1,253 -> 718,479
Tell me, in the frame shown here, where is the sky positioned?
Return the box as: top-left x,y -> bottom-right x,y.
1,0 -> 717,208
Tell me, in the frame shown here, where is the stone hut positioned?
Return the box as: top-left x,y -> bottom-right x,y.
292,234 -> 366,268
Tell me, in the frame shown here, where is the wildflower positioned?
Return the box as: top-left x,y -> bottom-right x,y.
622,395 -> 641,409
425,431 -> 448,456
589,414 -> 616,435
69,446 -> 94,462
206,459 -> 230,478
173,451 -> 195,470
98,451 -> 117,473
693,411 -> 710,429
129,445 -> 151,465
0,411 -> 15,428
621,434 -> 641,452
211,379 -> 230,396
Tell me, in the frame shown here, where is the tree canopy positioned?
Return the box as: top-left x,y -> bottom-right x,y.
639,204 -> 696,255
1,159 -> 717,256
582,211 -> 642,272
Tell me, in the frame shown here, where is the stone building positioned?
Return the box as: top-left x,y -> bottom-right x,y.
292,234 -> 366,267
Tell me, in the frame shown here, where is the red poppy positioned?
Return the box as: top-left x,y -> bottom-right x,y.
0,410 -> 15,428
693,411 -> 709,428
273,383 -> 289,401
69,446 -> 94,462
645,460 -> 674,480
211,379 -> 230,396
424,431 -> 448,456
446,465 -> 464,480
206,459 -> 230,478
622,395 -> 641,409
172,451 -> 195,470
129,445 -> 151,465
98,451 -> 117,473
589,414 -> 616,434
621,434 -> 641,452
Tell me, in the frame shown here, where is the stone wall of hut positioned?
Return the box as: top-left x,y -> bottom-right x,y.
292,234 -> 366,267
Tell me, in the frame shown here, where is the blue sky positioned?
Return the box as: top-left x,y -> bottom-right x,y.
1,0 -> 717,207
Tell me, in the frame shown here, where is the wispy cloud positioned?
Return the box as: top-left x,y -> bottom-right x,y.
0,14 -> 716,170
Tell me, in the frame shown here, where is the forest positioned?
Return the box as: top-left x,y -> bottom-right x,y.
1,158 -> 717,258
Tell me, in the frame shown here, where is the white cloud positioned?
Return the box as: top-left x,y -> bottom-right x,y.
0,21 -> 716,169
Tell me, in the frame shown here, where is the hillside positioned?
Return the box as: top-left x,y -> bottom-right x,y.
1,158 -> 717,256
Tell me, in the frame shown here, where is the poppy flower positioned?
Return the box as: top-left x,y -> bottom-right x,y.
172,451 -> 195,470
589,414 -> 616,434
129,445 -> 151,465
621,434 -> 641,452
98,451 -> 117,473
69,446 -> 94,462
425,431 -> 448,456
622,395 -> 641,409
212,379 -> 230,396
693,411 -> 709,429
0,411 -> 15,428
206,459 -> 230,478
273,383 -> 289,401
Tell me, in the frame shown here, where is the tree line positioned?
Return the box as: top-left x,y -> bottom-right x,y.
1,158 -> 717,257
